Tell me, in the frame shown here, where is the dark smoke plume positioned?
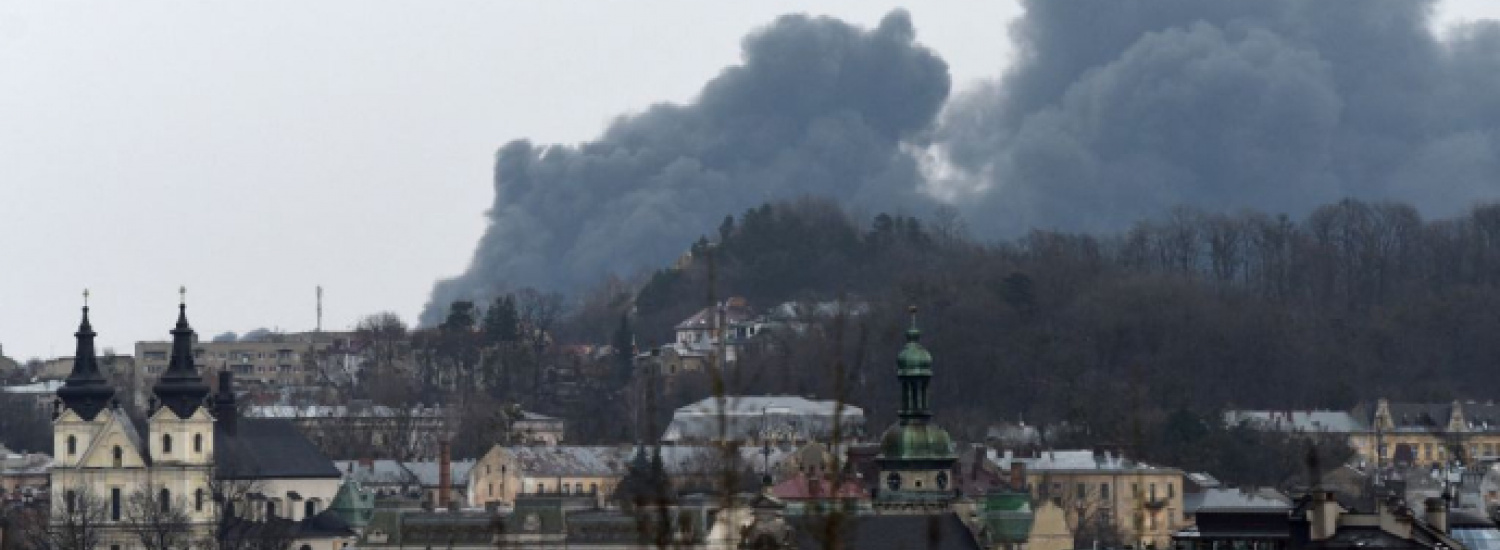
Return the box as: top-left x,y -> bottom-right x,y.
427,2 -> 1500,322
422,11 -> 949,324
935,0 -> 1500,234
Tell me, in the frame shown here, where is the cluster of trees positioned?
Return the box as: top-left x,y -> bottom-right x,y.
554,197 -> 1495,484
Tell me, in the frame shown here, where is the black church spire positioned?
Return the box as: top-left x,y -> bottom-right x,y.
151,287 -> 210,418
56,290 -> 116,421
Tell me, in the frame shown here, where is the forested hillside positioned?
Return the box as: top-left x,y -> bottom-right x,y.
612,198 -> 1500,453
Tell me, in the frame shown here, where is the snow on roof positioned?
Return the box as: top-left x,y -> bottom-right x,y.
1,380 -> 63,394
402,460 -> 476,487
246,404 -> 445,419
1185,488 -> 1291,514
989,449 -> 1181,473
504,445 -> 791,477
1224,410 -> 1366,433
663,396 -> 865,443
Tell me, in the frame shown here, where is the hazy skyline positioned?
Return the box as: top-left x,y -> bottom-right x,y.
4,1 -> 1498,360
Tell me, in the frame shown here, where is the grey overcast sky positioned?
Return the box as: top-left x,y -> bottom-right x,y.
2,1 -> 1498,361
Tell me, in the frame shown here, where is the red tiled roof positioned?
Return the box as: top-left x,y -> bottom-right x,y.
770,473 -> 867,500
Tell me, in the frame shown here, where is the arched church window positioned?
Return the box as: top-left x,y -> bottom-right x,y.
162,434 -> 172,454
67,435 -> 77,456
193,433 -> 202,453
113,446 -> 123,468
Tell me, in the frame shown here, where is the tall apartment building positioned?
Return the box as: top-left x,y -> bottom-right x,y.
135,331 -> 355,388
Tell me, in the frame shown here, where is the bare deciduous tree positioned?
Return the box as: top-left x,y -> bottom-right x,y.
122,488 -> 195,550
21,487 -> 107,550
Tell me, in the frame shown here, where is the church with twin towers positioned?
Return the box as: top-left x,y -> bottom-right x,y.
49,290 -> 360,550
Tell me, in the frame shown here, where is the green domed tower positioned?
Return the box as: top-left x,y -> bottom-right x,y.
876,307 -> 957,508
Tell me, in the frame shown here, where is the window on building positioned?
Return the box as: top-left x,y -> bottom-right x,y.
195,433 -> 204,453
162,434 -> 172,454
160,489 -> 171,513
196,489 -> 204,512
563,484 -> 571,494
489,483 -> 494,496
1149,483 -> 1157,501
537,483 -> 544,494
266,501 -> 276,519
1076,483 -> 1086,500
67,435 -> 77,456
65,490 -> 76,514
575,483 -> 583,493
1168,482 -> 1174,498
590,483 -> 598,494
305,500 -> 316,518
111,488 -> 121,521
113,446 -> 123,468
1101,483 -> 1111,501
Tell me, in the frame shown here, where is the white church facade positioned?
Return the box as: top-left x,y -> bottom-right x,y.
49,296 -> 355,550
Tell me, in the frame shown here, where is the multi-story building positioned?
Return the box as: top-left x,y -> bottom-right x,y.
660,395 -> 866,447
135,333 -> 351,389
1229,399 -> 1500,469
991,450 -> 1186,548
465,445 -> 793,510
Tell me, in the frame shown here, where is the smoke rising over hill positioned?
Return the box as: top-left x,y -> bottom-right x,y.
421,11 -> 948,324
938,0 -> 1500,234
424,1 -> 1500,323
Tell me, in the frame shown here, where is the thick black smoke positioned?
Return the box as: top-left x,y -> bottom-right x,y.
936,0 -> 1500,234
427,2 -> 1500,322
422,11 -> 949,324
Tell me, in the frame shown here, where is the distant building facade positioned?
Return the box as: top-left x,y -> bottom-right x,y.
135,331 -> 355,389
1229,399 -> 1500,469
661,395 -> 866,446
991,450 -> 1186,548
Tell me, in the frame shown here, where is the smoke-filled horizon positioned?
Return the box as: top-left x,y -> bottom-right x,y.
423,0 -> 1500,325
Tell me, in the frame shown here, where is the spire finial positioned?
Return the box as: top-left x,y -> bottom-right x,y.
83,288 -> 90,308
179,286 -> 186,306
905,305 -> 921,342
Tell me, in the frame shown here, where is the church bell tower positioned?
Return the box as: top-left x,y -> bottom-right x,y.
874,307 -> 957,511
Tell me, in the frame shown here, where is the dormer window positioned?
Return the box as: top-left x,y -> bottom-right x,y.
113,446 -> 123,468
193,433 -> 202,453
162,434 -> 172,454
67,435 -> 77,456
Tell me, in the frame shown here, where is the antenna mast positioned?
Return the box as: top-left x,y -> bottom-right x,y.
316,285 -> 323,333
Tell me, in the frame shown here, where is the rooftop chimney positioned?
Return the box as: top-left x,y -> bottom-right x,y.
212,371 -> 237,436
438,439 -> 453,509
1310,490 -> 1341,541
1425,497 -> 1449,534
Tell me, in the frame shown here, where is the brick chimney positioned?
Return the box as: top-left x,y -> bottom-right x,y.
438,439 -> 452,509
212,371 -> 238,436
